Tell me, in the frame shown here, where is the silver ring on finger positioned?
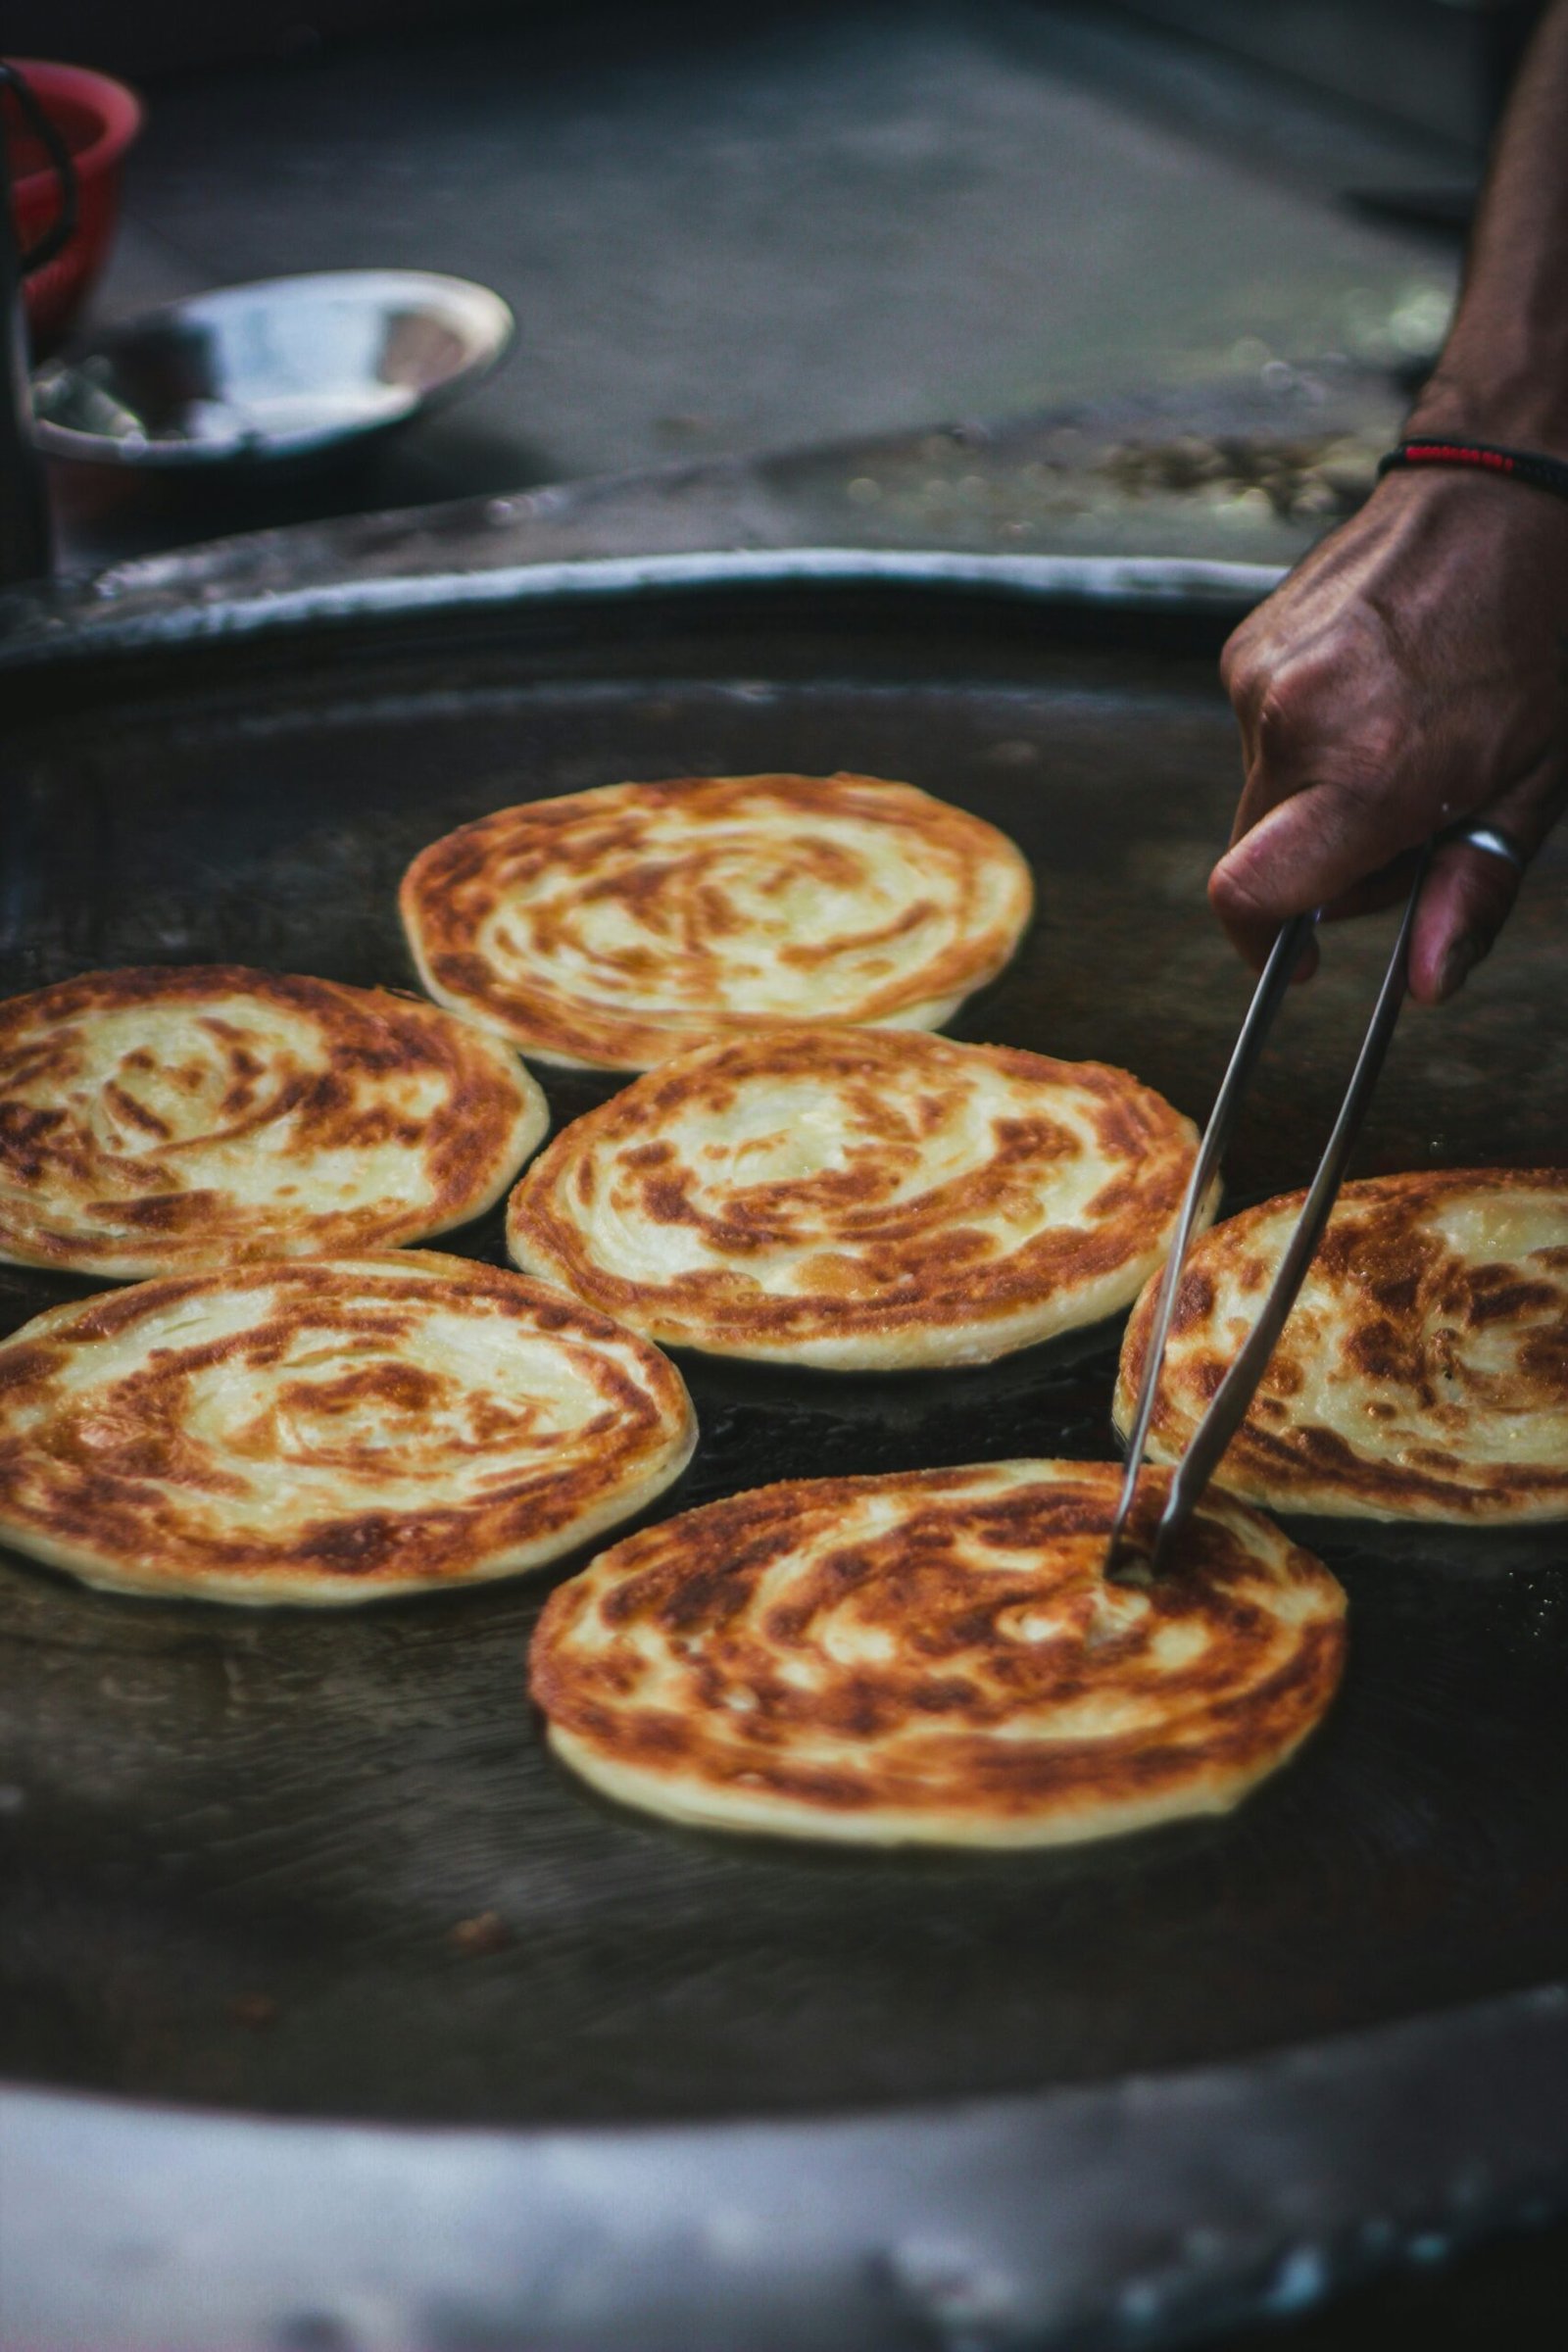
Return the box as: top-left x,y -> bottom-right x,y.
1441,821 -> 1530,874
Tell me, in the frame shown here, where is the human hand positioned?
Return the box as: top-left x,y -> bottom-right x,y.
1210,466 -> 1568,1003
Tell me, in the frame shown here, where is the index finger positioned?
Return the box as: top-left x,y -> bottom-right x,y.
1208,767 -> 1431,969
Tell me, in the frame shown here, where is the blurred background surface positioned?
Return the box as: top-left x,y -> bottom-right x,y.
8,1 -> 1541,570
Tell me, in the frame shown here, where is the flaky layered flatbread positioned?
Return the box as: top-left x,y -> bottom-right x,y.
0,1252 -> 694,1603
531,1459 -> 1345,1846
509,1027 -> 1212,1368
1116,1168 -> 1568,1521
0,965 -> 547,1278
400,773 -> 1032,1069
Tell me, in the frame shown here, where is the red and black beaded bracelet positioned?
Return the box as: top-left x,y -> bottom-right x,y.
1377,437 -> 1568,502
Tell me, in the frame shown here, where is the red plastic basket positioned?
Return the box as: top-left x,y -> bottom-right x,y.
3,58 -> 142,354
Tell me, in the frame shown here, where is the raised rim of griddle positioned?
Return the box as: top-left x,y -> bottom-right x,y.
5,1984 -> 1567,2351
0,545 -> 1285,685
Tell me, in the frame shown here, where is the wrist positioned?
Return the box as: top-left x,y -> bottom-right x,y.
1407,366 -> 1568,469
1353,456 -> 1568,596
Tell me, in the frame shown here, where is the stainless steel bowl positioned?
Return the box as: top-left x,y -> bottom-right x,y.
30,269 -> 514,466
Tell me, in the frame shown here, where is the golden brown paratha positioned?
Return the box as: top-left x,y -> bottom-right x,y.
0,965 -> 547,1278
399,773 -> 1033,1069
0,1252 -> 695,1604
531,1458 -> 1345,1846
509,1027 -> 1213,1368
1116,1168 -> 1568,1521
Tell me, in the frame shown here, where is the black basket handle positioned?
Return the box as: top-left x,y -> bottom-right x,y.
1,61 -> 80,273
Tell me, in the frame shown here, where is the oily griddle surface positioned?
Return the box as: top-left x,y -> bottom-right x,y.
2,594 -> 1566,2130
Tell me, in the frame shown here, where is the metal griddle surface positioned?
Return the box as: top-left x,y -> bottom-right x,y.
2,586 -> 1566,2134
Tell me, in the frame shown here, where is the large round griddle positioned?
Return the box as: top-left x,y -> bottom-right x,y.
1,558 -> 1565,2350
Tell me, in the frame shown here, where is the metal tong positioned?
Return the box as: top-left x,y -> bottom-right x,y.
1103,845 -> 1431,1582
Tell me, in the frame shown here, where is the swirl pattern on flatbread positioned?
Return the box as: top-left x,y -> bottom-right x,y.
0,966 -> 547,1278
0,1253 -> 695,1603
1116,1169 -> 1568,1521
531,1459 -> 1345,1847
399,773 -> 1033,1070
509,1027 -> 1211,1368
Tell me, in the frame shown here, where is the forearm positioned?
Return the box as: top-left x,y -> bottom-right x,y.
1207,3 -> 1568,1003
1411,0 -> 1568,455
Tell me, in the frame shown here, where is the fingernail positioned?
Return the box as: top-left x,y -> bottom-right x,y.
1437,936 -> 1477,1000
